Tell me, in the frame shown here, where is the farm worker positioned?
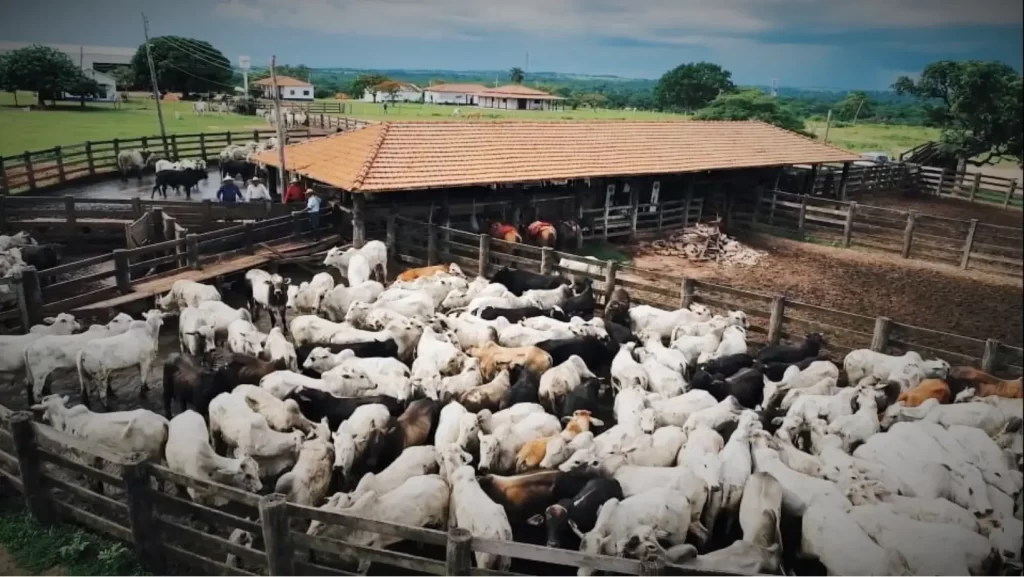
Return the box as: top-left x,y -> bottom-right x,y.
216,176 -> 240,204
306,189 -> 322,233
246,176 -> 270,202
283,176 -> 305,204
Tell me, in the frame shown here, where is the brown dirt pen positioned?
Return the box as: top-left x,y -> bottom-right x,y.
631,233 -> 1023,348
849,190 -> 1024,228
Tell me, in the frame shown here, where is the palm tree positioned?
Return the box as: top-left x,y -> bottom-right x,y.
509,67 -> 525,84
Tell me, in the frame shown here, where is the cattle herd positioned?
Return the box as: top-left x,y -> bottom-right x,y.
0,232 -> 60,308
0,237 -> 1022,575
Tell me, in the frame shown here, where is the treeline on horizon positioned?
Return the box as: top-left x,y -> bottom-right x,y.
238,65 -> 932,126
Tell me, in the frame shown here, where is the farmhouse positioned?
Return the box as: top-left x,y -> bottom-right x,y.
477,84 -> 565,110
424,83 -> 488,105
363,82 -> 423,103
254,120 -> 860,242
254,75 -> 314,101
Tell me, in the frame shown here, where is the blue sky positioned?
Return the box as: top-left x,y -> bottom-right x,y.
0,0 -> 1021,89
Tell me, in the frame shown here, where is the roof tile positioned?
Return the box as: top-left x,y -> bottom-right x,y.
254,120 -> 861,193
253,75 -> 312,87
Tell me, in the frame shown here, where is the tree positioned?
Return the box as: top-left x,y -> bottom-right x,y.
349,73 -> 391,102
654,62 -> 734,112
895,60 -> 1023,166
579,92 -> 608,110
376,80 -> 402,103
130,36 -> 233,96
835,91 -> 873,123
67,75 -> 104,107
694,89 -> 808,134
110,65 -> 135,89
509,67 -> 525,84
0,54 -> 15,106
0,44 -> 100,107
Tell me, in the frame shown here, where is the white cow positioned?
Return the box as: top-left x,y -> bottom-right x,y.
156,279 -> 222,312
32,394 -> 168,460
165,410 -> 262,506
76,310 -> 166,409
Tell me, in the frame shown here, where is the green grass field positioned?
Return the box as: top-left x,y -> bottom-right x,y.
338,99 -> 685,122
0,91 -> 260,156
804,120 -> 941,158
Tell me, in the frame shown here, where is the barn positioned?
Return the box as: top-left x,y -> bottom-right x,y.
254,75 -> 314,101
477,85 -> 565,111
254,120 -> 861,243
364,82 -> 423,103
424,83 -> 488,105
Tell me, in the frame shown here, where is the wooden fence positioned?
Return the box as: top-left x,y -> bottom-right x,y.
0,129 -> 311,195
582,197 -> 704,241
728,189 -> 1024,278
383,218 -> 1023,376
915,166 -> 1021,209
0,408 -> 706,576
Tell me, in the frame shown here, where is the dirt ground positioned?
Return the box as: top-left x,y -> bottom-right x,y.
0,547 -> 63,576
850,190 -> 1024,228
632,233 -> 1023,347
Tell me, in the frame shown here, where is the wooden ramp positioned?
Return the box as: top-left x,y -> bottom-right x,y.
72,235 -> 341,313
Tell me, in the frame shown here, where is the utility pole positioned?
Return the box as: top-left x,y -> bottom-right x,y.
823,109 -> 833,144
852,98 -> 865,125
142,12 -> 168,156
271,55 -> 288,196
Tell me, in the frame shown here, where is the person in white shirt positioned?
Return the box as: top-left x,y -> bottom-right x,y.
305,189 -> 322,236
245,177 -> 270,202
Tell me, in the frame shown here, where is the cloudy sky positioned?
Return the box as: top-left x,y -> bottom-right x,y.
0,0 -> 1021,89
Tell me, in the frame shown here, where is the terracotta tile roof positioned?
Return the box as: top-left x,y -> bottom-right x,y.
424,83 -> 488,94
253,75 -> 312,87
254,120 -> 861,194
478,84 -> 563,100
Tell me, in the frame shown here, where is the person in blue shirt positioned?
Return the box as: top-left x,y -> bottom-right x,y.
216,176 -> 241,204
305,188 -> 322,235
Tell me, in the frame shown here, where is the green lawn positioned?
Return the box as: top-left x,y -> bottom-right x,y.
329,99 -> 687,122
803,120 -> 941,158
0,91 -> 261,156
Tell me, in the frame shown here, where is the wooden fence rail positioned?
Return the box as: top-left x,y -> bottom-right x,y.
0,408 -> 728,577
729,188 -> 1023,278
385,218 -> 1023,376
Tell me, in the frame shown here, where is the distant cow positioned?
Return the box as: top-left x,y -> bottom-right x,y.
19,244 -> 61,271
193,101 -> 208,115
116,149 -> 154,182
153,168 -> 206,200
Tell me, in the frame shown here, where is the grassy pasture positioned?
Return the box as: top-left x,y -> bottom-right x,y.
804,120 -> 941,158
338,99 -> 684,121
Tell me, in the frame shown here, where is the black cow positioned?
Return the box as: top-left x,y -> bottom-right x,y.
698,353 -> 755,380
500,365 -> 540,409
527,477 -> 624,549
478,469 -> 596,525
759,354 -> 826,382
214,353 -> 288,389
554,221 -> 582,251
18,244 -> 60,270
283,388 -> 403,431
220,159 -> 256,182
162,353 -> 232,419
691,367 -> 765,410
604,287 -> 631,326
479,306 -> 568,323
562,282 -> 595,320
490,267 -> 566,296
295,340 -> 400,373
756,333 -> 824,365
363,399 -> 440,473
152,168 -> 206,200
535,336 -> 618,374
558,377 -> 604,419
605,320 -> 638,346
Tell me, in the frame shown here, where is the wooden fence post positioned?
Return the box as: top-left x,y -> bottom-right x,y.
226,130 -> 233,145
291,210 -> 304,238
64,195 -> 76,227
603,260 -> 617,306
243,222 -> 254,254
683,184 -> 694,227
14,272 -> 30,333
0,157 -> 7,194
680,278 -> 695,309
960,219 -> 978,270
199,133 -> 207,160
113,249 -> 130,292
202,200 -> 213,228
385,214 -> 397,263
797,195 -> 808,232
751,188 -> 764,225
352,193 -> 365,249
767,295 -> 786,345
478,234 -> 490,277
131,197 -> 142,217
446,527 -> 472,576
1004,179 -> 1017,208
871,317 -> 891,352
85,142 -> 96,176
11,412 -> 55,525
968,172 -> 981,203
54,147 -> 66,183
112,138 -> 121,166
122,457 -> 164,573
427,224 -> 438,266
19,267 -> 43,327
540,247 -> 553,275
901,210 -> 917,259
842,202 -> 856,248
768,191 -> 778,226
186,234 -> 199,269
935,169 -> 946,197
639,551 -> 666,576
980,339 -> 1000,373
170,134 -> 179,159
23,152 -> 36,190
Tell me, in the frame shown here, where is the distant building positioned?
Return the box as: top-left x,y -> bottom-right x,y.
254,75 -> 314,101
0,41 -> 130,102
71,68 -> 117,101
477,85 -> 565,111
424,83 -> 488,105
363,82 -> 422,103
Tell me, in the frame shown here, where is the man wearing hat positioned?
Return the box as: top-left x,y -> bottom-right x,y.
216,175 -> 240,204
283,175 -> 305,204
306,188 -> 322,237
246,176 -> 270,203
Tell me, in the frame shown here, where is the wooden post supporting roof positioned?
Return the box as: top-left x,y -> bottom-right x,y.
838,162 -> 851,200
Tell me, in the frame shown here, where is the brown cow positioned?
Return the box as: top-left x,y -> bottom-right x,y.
526,221 -> 558,248
515,410 -> 603,472
949,366 -> 1023,399
396,264 -> 457,282
469,341 -> 552,381
897,378 -> 951,407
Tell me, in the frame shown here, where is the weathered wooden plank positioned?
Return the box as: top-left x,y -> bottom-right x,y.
45,474 -> 128,514
52,498 -> 133,541
470,535 -> 641,574
150,489 -> 260,533
292,531 -> 448,575
149,464 -> 260,507
155,517 -> 266,566
289,503 -> 448,546
161,543 -> 256,576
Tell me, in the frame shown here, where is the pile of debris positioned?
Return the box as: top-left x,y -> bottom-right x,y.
638,221 -> 766,266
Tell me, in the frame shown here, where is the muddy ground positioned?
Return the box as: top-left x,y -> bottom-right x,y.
632,233 -> 1023,348
849,190 -> 1023,228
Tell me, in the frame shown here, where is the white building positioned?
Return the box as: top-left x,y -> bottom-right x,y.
363,82 -> 422,103
254,75 -> 314,101
477,85 -> 565,111
424,83 -> 487,105
0,41 -> 131,102
68,68 -> 117,101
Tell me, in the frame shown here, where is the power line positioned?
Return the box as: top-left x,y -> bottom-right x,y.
158,33 -> 236,63
142,12 -> 168,154
160,35 -> 238,73
160,60 -> 239,91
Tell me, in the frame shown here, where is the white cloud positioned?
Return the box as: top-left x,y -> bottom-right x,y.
214,0 -> 1023,42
